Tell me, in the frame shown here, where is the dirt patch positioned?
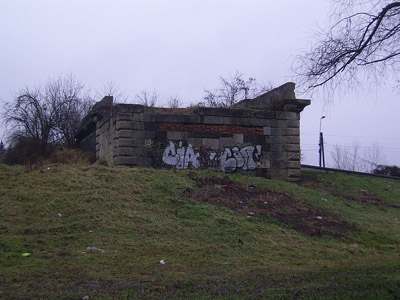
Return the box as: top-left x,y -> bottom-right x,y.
190,175 -> 352,238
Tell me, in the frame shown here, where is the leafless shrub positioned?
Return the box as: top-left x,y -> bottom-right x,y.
203,71 -> 270,107
135,90 -> 159,107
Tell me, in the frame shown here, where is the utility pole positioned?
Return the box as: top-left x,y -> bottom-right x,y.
319,116 -> 326,168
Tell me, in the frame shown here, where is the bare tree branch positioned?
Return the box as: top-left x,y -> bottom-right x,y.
3,74 -> 93,153
202,72 -> 270,107
294,1 -> 400,93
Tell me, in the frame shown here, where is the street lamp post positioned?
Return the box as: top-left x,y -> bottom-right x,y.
319,116 -> 326,168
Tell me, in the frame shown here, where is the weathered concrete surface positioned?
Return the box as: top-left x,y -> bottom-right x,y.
76,82 -> 310,181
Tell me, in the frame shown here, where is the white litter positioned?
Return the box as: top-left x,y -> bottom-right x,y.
87,246 -> 105,253
160,260 -> 166,265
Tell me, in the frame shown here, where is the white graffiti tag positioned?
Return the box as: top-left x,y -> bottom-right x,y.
162,141 -> 200,169
220,145 -> 262,172
162,141 -> 262,173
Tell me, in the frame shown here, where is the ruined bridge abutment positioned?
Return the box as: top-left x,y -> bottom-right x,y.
76,82 -> 310,180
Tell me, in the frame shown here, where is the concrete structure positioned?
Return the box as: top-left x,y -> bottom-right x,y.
76,83 -> 310,180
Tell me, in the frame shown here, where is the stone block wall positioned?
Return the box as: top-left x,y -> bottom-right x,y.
93,102 -> 307,180
76,83 -> 310,181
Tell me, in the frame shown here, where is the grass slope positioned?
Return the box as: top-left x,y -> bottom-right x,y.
0,164 -> 399,299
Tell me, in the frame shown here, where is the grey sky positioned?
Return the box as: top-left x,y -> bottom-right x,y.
1,0 -> 399,167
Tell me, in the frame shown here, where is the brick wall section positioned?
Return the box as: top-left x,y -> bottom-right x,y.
159,123 -> 263,135
95,103 -> 307,181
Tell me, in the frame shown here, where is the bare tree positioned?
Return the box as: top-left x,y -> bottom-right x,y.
359,141 -> 386,172
203,72 -> 271,107
294,1 -> 400,93
97,79 -> 129,103
329,141 -> 385,172
167,96 -> 182,109
134,90 -> 159,107
3,74 -> 93,153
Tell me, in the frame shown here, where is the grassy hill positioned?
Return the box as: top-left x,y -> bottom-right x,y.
0,163 -> 399,299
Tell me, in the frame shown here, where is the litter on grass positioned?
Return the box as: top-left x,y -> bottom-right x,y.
87,246 -> 105,253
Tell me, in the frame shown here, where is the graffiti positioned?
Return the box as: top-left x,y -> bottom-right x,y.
162,141 -> 261,173
220,145 -> 261,172
162,141 -> 200,169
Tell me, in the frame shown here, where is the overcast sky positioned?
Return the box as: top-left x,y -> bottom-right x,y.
1,0 -> 399,167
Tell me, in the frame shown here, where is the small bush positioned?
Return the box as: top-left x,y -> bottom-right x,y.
373,165 -> 400,177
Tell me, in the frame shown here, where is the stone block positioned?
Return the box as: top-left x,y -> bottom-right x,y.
187,138 -> 202,148
132,148 -> 147,156
183,115 -> 201,123
156,114 -> 185,123
266,136 -> 284,144
204,115 -> 224,124
116,113 -> 133,121
116,104 -> 144,113
285,144 -> 300,152
285,136 -> 300,144
254,110 -> 275,119
144,122 -> 158,131
262,143 -> 271,152
167,131 -> 187,141
188,132 -> 231,139
271,128 -> 285,136
223,116 -> 267,126
286,161 -> 301,169
132,122 -> 145,130
116,129 -> 133,138
259,159 -> 271,169
263,126 -> 271,136
114,147 -> 133,156
244,134 -> 265,145
287,152 -> 300,161
287,112 -> 300,120
195,107 -> 253,118
140,113 -> 156,122
270,144 -> 284,152
202,138 -> 220,150
116,138 -> 135,147
244,118 -> 269,127
116,121 -> 133,130
233,133 -> 243,143
130,130 -> 147,139
285,128 -> 300,136
265,120 -> 289,128
145,130 -> 156,139
275,111 -> 287,120
269,151 -> 287,161
223,117 -> 241,125
287,120 -> 300,128
131,113 -> 142,121
275,111 -> 299,120
219,137 -> 235,150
